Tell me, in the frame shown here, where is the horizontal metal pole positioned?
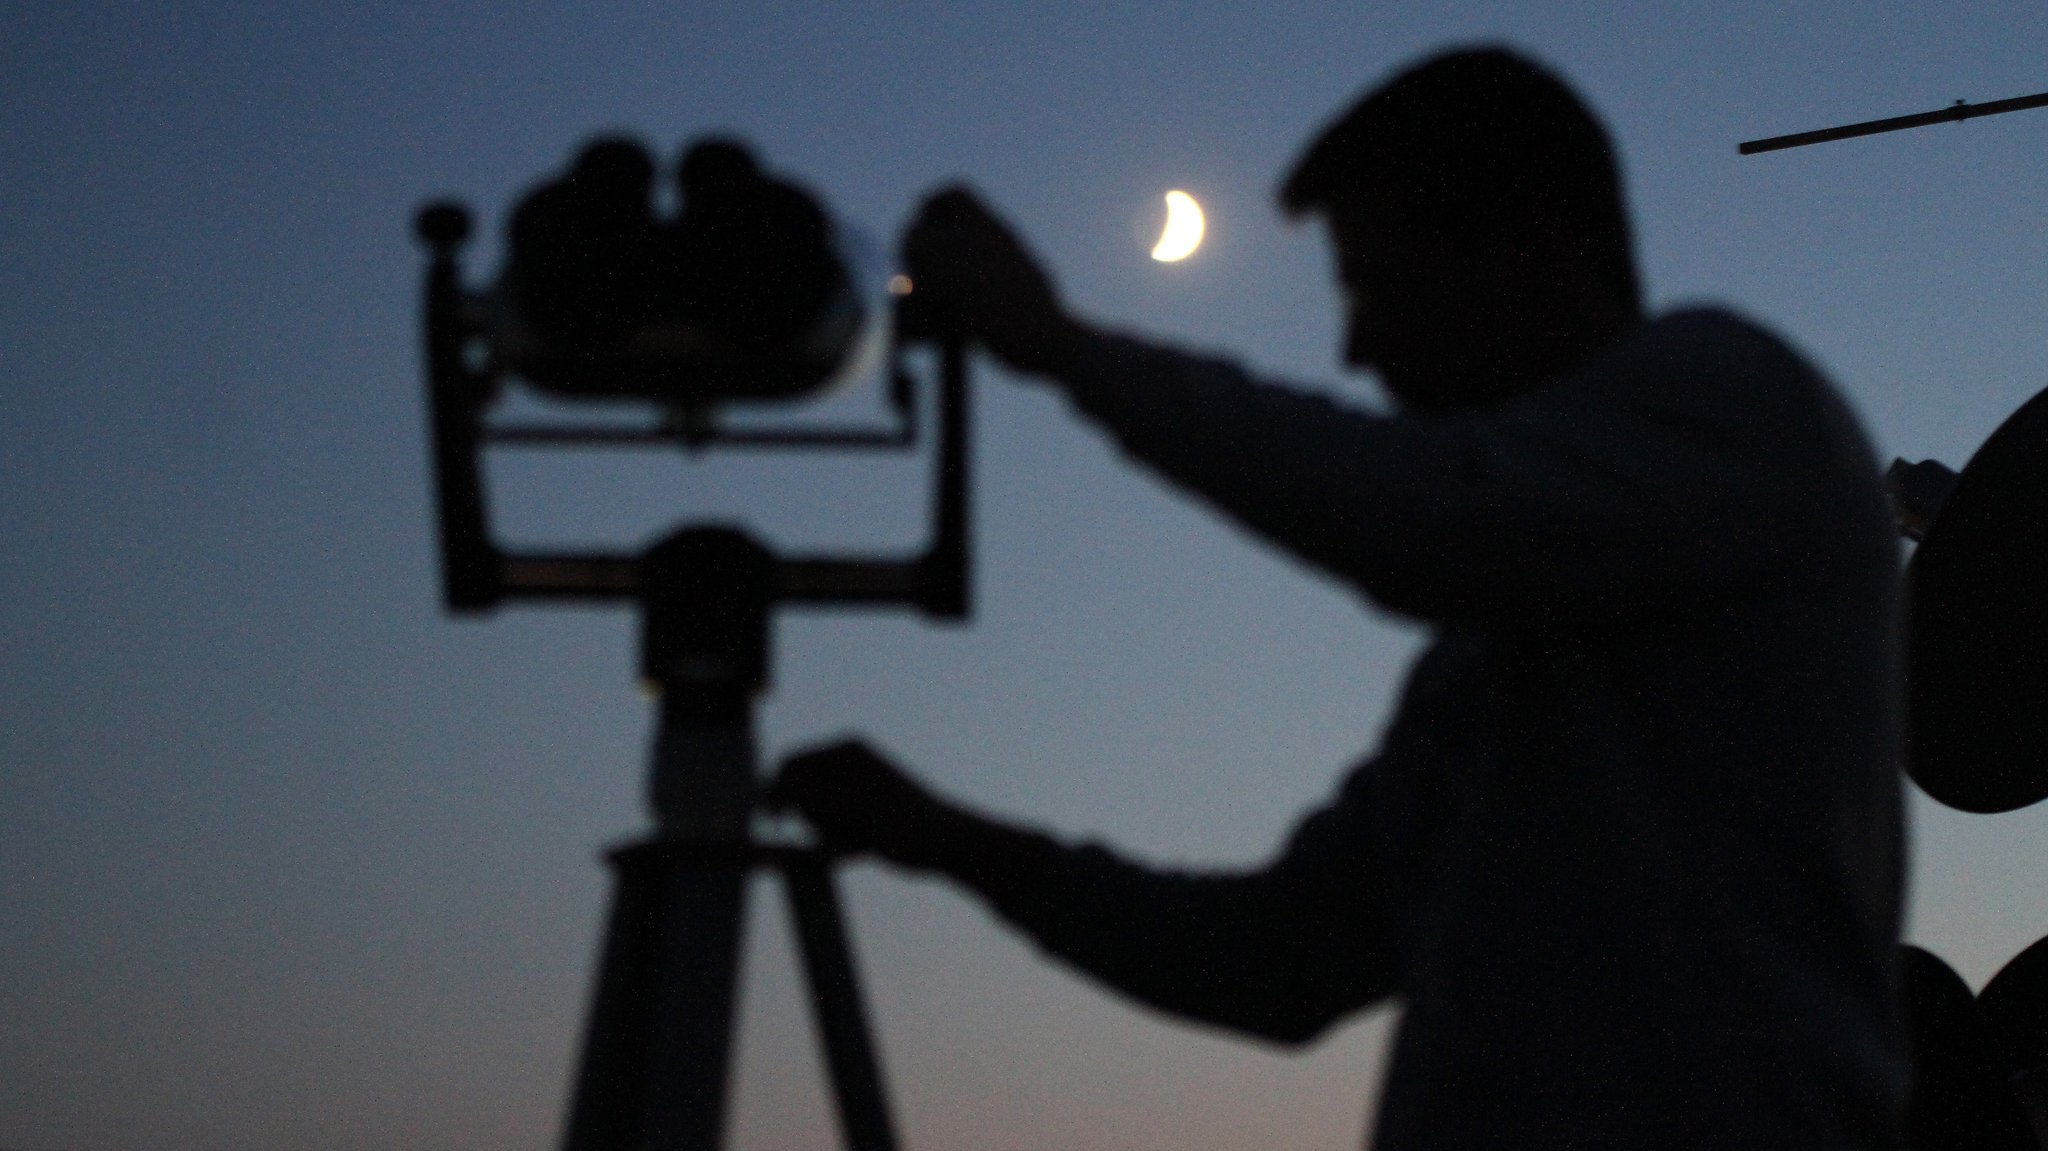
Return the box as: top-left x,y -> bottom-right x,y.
489,426 -> 677,446
498,553 -> 926,605
501,554 -> 640,598
607,839 -> 847,868
778,558 -> 924,603
486,425 -> 914,450
1741,90 -> 2048,154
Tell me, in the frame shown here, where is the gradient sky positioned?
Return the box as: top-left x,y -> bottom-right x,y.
8,5 -> 2048,1150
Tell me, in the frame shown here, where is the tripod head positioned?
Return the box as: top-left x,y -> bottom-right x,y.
411,162 -> 971,635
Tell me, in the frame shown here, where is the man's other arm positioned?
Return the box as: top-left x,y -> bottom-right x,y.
771,742 -> 1401,1045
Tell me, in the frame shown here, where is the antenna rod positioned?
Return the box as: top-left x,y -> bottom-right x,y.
1740,90 -> 2048,155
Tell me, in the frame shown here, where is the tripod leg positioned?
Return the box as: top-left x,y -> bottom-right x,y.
783,857 -> 899,1151
562,841 -> 664,1151
560,841 -> 749,1151
644,852 -> 748,1151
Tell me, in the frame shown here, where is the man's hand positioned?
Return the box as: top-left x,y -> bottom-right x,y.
900,186 -> 1089,376
765,738 -> 962,870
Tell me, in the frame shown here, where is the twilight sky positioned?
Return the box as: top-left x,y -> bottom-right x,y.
7,5 -> 2048,1150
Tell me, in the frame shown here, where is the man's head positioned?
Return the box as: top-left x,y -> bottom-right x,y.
1280,47 -> 1643,410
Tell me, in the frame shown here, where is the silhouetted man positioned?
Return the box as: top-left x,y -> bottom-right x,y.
772,47 -> 1907,1150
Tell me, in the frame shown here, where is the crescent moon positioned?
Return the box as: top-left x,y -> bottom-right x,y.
1151,190 -> 1204,262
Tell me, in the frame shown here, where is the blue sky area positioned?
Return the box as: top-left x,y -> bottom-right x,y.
7,5 -> 2048,1150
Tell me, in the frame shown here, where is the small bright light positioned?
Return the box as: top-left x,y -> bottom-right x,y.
1151,190 -> 1205,262
886,274 -> 914,296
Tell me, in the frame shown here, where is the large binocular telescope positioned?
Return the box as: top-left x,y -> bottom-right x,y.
413,134 -> 968,619
470,134 -> 877,404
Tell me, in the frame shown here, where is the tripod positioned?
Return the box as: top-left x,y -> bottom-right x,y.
560,528 -> 897,1151
414,199 -> 972,1151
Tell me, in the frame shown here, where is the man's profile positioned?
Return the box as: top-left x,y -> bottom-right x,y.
772,46 -> 1907,1150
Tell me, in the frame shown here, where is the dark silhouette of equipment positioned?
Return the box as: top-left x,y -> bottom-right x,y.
1882,398 -> 2048,1148
1740,91 -> 2048,155
1980,934 -> 2048,1145
1892,386 -> 2048,814
1899,945 -> 2037,1151
414,137 -> 971,1151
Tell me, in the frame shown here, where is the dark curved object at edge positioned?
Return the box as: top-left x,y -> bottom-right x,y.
1899,944 -> 2035,1151
1906,383 -> 2048,812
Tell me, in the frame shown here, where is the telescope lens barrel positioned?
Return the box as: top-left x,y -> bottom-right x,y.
495,136 -> 865,405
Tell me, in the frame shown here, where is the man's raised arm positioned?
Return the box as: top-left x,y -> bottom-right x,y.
1041,312 -> 1888,628
899,187 -> 1890,631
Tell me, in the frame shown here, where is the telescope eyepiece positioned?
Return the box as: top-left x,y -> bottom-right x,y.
492,134 -> 865,402
679,138 -> 762,201
414,201 -> 473,252
571,137 -> 657,190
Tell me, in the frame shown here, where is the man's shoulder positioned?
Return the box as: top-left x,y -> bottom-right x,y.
1383,633 -> 1491,732
1618,304 -> 1821,388
1585,304 -> 1874,472
1648,303 -> 1780,337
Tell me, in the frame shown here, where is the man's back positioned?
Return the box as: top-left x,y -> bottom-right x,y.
1335,307 -> 1905,1148
953,307 -> 1908,1148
